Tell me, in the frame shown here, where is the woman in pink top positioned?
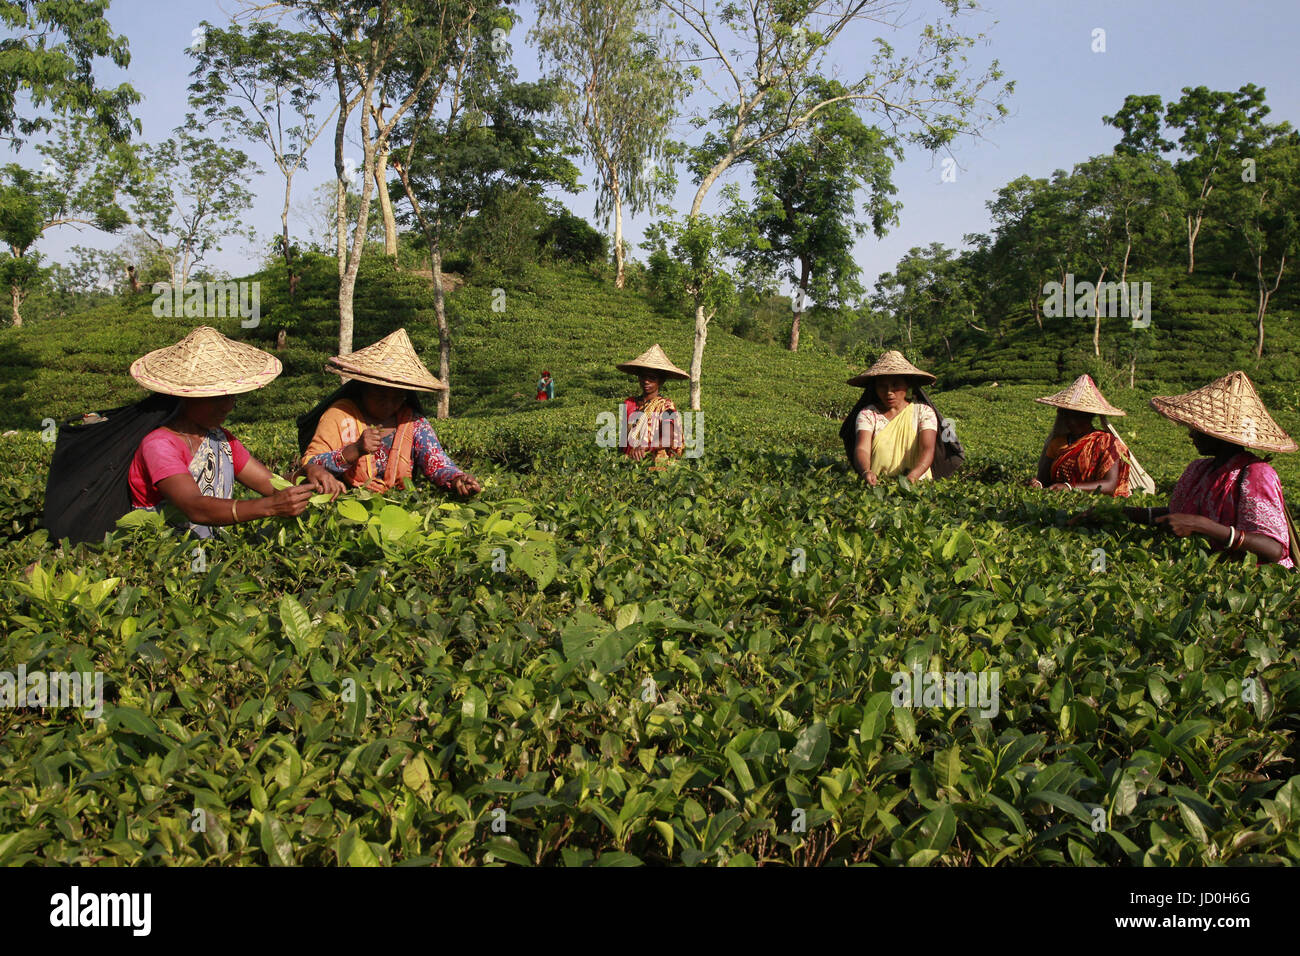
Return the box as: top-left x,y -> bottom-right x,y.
127,327 -> 343,538
1125,371 -> 1296,569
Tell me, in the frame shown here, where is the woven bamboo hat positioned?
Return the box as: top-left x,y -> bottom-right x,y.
1035,374 -> 1126,417
616,344 -> 689,381
130,326 -> 282,397
329,328 -> 446,392
1151,371 -> 1296,453
847,350 -> 936,387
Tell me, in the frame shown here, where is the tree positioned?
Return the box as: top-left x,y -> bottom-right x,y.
0,0 -> 139,146
659,0 -> 1012,410
0,111 -> 133,325
727,81 -> 900,350
1073,153 -> 1181,354
129,122 -> 259,290
1164,84 -> 1281,274
391,11 -> 580,417
282,0 -> 478,355
1222,136 -> 1300,359
871,243 -> 975,352
187,21 -> 336,287
531,0 -> 684,287
1103,94 -> 1172,158
984,175 -> 1060,331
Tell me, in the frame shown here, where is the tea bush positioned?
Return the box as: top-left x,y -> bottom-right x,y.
2,429 -> 1297,866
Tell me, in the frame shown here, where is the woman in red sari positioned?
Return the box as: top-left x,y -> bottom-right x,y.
1028,375 -> 1133,497
1125,371 -> 1295,569
616,344 -> 686,467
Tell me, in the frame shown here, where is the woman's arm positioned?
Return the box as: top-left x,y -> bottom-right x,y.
854,429 -> 876,484
1156,512 -> 1285,562
1124,505 -> 1170,524
156,472 -> 314,525
1035,454 -> 1053,487
906,428 -> 937,482
1060,459 -> 1121,495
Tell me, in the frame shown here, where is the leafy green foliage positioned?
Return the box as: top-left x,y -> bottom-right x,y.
2,414 -> 1299,865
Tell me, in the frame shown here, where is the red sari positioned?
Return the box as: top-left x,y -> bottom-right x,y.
1047,431 -> 1131,497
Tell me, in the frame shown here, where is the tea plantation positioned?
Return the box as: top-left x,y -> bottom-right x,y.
1,264 -> 1298,866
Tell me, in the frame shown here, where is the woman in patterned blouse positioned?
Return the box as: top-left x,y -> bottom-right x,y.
299,329 -> 482,497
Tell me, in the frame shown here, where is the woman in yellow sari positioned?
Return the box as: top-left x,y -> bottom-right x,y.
847,351 -> 938,485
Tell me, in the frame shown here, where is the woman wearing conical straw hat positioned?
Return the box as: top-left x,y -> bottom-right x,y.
1125,371 -> 1296,568
126,327 -> 343,538
845,350 -> 938,484
617,344 -> 686,466
299,329 -> 481,496
1028,375 -> 1136,497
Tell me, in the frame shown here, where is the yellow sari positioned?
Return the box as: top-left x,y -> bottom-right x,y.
871,404 -> 932,481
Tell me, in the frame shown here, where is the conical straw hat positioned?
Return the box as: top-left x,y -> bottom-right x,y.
1151,371 -> 1296,453
329,328 -> 446,392
1035,374 -> 1126,417
847,350 -> 936,387
616,343 -> 689,381
130,326 -> 282,397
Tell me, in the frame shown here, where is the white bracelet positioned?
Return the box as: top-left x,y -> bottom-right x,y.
1063,482 -> 1073,491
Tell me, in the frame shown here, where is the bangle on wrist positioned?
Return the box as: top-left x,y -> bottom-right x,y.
1225,526 -> 1237,550
231,499 -> 239,524
1063,482 -> 1073,491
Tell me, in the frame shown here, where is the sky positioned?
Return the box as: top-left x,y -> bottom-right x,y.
11,0 -> 1300,296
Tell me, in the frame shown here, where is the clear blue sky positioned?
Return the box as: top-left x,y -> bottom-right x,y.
14,0 -> 1300,296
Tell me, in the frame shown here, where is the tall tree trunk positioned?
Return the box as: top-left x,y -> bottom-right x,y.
685,154 -> 736,412
375,147 -> 398,260
333,65 -> 350,284
1255,253 -> 1286,360
789,258 -> 810,351
689,306 -> 708,412
1186,213 -> 1202,275
335,179 -> 347,281
281,171 -> 295,294
392,163 -> 452,419
338,80 -> 380,357
10,282 -> 21,327
612,174 -> 625,289
433,240 -> 450,419
1093,267 -> 1107,357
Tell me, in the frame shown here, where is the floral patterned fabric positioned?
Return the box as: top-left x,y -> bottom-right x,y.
1047,431 -> 1131,497
305,399 -> 464,492
1169,451 -> 1293,569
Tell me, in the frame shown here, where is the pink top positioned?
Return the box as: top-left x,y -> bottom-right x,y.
128,427 -> 251,507
1169,452 -> 1293,569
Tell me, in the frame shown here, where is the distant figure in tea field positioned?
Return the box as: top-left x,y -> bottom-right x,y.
845,351 -> 938,484
299,329 -> 481,497
1028,375 -> 1148,497
617,344 -> 686,467
536,370 -> 554,401
125,327 -> 344,538
1127,371 -> 1296,568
